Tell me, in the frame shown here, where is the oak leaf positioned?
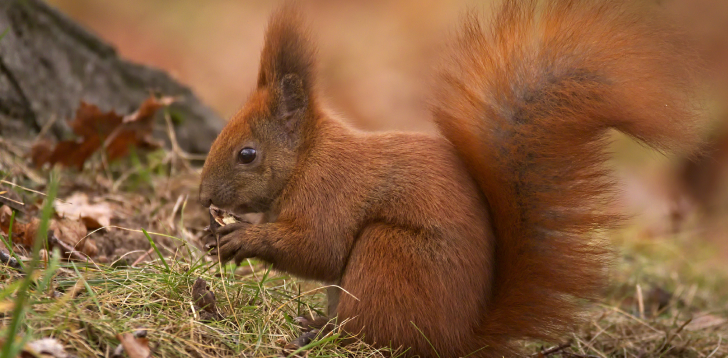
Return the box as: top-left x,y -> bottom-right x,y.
116,332 -> 151,358
54,192 -> 114,230
30,95 -> 174,170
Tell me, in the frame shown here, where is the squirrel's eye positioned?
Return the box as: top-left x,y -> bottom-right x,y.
238,147 -> 257,164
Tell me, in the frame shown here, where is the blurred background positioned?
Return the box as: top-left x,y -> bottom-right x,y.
45,0 -> 728,267
46,0 -> 478,133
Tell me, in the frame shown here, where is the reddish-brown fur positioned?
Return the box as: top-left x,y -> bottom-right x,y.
199,1 -> 702,356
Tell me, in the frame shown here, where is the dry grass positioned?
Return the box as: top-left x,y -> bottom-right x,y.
558,228 -> 728,358
0,140 -> 392,357
3,1 -> 727,355
1,140 -> 727,358
3,257 -> 391,357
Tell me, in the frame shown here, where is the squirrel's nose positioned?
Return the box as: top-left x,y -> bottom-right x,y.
198,186 -> 213,208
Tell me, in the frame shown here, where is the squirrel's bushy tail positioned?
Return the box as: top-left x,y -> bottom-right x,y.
433,0 -> 702,353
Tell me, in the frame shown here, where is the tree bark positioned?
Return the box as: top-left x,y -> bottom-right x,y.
0,0 -> 224,154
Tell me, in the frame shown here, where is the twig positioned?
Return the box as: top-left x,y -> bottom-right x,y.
47,232 -> 91,262
563,353 -> 600,358
0,140 -> 46,184
636,284 -> 645,319
164,110 -> 206,162
1,179 -> 45,197
213,231 -> 244,332
572,334 -> 609,358
603,305 -> 662,333
684,283 -> 698,309
0,138 -> 27,157
110,166 -> 143,192
235,263 -> 265,278
0,180 -> 67,203
212,262 -> 266,279
34,114 -> 58,142
167,194 -> 186,230
131,247 -> 155,267
533,341 -> 572,357
706,335 -> 722,358
0,194 -> 25,213
655,317 -> 693,354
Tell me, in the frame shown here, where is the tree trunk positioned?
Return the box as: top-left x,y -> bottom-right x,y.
0,0 -> 223,154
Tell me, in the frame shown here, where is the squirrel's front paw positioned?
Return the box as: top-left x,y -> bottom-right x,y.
205,222 -> 251,264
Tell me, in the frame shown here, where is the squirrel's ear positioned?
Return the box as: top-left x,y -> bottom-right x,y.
257,4 -> 315,134
257,4 -> 315,96
278,73 -> 307,118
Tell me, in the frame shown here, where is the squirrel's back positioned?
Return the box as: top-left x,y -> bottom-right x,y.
432,0 -> 703,354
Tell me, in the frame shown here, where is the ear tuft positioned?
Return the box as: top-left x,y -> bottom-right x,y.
257,3 -> 315,96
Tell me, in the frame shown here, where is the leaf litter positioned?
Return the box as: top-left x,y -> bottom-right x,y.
30,95 -> 174,170
114,330 -> 151,358
0,97 -> 726,357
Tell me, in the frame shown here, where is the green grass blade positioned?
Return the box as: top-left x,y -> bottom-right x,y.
1,174 -> 58,358
142,228 -> 170,272
0,210 -> 24,270
38,248 -> 61,294
7,209 -> 14,245
410,321 -> 440,358
0,280 -> 25,301
71,262 -> 103,315
285,333 -> 341,356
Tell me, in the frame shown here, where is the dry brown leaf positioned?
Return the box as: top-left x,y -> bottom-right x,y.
30,95 -> 174,170
49,218 -> 97,257
192,277 -> 216,311
28,139 -> 55,171
70,101 -> 126,138
32,102 -> 119,170
0,205 -> 35,247
25,338 -> 69,358
105,95 -> 174,161
54,192 -> 114,230
192,277 -> 223,321
0,337 -> 70,358
0,206 -> 97,258
685,314 -> 728,331
117,332 -> 151,358
50,218 -> 92,256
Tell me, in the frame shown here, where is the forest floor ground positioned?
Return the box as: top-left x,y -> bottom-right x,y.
0,135 -> 727,358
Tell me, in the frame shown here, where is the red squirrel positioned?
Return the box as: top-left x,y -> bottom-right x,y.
199,0 -> 702,356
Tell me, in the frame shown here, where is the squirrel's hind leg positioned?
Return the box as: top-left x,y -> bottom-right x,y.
284,280 -> 342,352
334,223 -> 483,357
283,317 -> 336,353
291,283 -> 340,332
